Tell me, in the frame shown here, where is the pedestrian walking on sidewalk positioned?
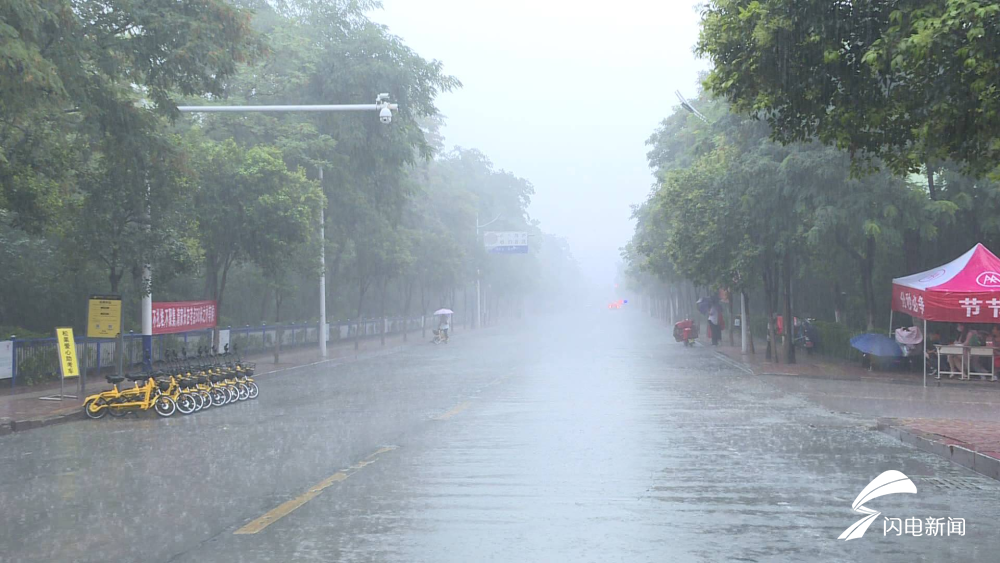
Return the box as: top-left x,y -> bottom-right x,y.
708,301 -> 721,346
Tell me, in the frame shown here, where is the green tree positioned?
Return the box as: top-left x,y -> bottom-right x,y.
192,139 -> 323,327
697,0 -> 1000,178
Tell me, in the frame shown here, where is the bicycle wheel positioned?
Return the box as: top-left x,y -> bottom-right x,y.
247,382 -> 259,399
199,390 -> 213,409
108,396 -> 131,417
237,383 -> 250,401
210,388 -> 227,407
226,386 -> 238,403
153,395 -> 176,417
188,391 -> 201,412
83,397 -> 108,419
175,394 -> 196,415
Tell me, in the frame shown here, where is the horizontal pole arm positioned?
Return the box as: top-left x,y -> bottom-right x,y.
177,104 -> 395,113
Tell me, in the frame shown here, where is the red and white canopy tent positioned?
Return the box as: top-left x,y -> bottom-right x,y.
892,243 -> 1000,386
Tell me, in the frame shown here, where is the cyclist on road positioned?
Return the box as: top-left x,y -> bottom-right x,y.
438,313 -> 451,342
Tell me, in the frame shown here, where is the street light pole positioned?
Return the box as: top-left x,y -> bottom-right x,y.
176,96 -> 397,359
475,212 -> 501,329
674,90 -> 710,123
318,166 -> 327,358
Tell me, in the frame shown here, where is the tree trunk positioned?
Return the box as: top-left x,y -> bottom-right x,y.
743,289 -> 755,354
202,252 -> 234,349
420,283 -> 427,338
355,281 -> 368,351
926,163 -> 937,201
260,287 -> 269,324
833,280 -> 844,324
107,246 -> 123,294
782,249 -> 796,365
379,277 -> 388,346
728,291 -> 735,346
861,235 -> 876,332
764,265 -> 778,363
203,254 -> 219,301
902,229 -> 922,277
402,281 -> 414,342
109,268 -> 122,294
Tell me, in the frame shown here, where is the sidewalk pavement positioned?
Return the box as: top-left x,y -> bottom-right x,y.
0,329 -> 432,436
713,340 -> 1000,387
876,418 -> 1000,481
710,341 -> 1000,480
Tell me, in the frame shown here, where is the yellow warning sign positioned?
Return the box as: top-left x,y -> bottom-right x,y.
87,294 -> 122,339
55,327 -> 79,378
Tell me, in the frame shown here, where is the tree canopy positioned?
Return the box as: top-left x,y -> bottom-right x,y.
0,0 -> 577,335
697,0 -> 1000,177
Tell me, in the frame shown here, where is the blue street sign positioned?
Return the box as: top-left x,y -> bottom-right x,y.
487,246 -> 529,254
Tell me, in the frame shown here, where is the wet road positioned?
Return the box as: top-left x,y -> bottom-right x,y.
2,311 -> 999,562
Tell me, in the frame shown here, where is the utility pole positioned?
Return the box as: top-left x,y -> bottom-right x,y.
318,167 -> 327,358
475,212 -> 501,329
174,96 -> 397,359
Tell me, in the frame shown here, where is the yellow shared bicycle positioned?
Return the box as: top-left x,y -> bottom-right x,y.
82,372 -> 176,418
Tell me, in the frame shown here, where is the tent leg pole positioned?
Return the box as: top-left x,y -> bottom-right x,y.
923,319 -> 927,388
889,310 -> 894,336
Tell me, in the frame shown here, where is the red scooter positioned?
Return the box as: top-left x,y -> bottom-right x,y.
673,319 -> 699,347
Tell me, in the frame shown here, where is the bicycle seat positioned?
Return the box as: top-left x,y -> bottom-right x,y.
106,375 -> 125,384
126,373 -> 151,382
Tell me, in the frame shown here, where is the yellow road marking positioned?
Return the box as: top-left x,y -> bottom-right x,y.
434,401 -> 472,420
234,446 -> 396,535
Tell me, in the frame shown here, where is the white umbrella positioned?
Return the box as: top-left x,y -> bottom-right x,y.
433,308 -> 454,316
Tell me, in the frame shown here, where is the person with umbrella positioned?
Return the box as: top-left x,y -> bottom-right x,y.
695,297 -> 722,346
433,308 -> 453,343
707,298 -> 724,346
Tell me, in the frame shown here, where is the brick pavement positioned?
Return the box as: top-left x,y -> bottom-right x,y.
887,418 -> 1000,459
707,340 -> 1000,479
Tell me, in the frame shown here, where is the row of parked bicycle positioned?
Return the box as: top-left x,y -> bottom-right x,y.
82,345 -> 258,418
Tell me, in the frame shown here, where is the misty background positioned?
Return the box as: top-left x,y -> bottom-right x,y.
372,0 -> 709,292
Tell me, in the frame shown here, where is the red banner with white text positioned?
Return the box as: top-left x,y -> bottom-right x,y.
892,284 -> 1000,323
152,301 -> 217,334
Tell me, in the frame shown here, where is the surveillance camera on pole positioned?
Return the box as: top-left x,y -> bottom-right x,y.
377,94 -> 397,125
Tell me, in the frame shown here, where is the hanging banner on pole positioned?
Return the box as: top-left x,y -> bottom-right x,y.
484,231 -> 529,254
55,327 -> 80,378
87,294 -> 122,338
151,301 -> 217,334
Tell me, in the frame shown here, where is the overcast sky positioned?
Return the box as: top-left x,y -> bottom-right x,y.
371,0 -> 708,292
